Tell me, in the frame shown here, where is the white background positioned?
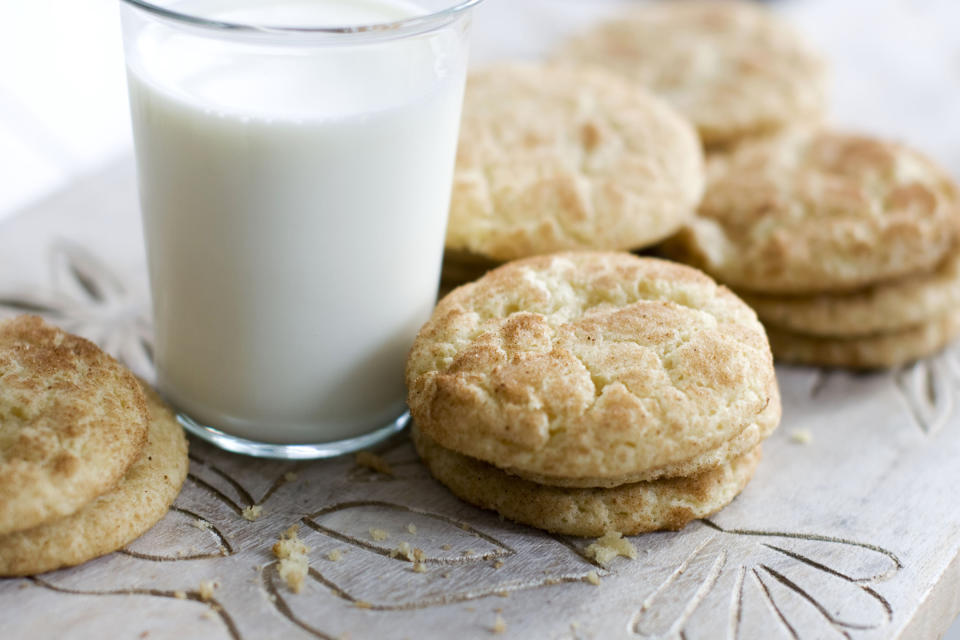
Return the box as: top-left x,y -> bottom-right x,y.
1,0 -> 959,221
1,0 -> 959,635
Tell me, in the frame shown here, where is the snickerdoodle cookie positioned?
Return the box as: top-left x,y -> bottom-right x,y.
446,63 -> 704,263
741,250 -> 960,338
766,310 -> 960,370
662,129 -> 960,367
663,129 -> 959,295
0,316 -> 149,535
407,252 -> 779,495
0,385 -> 188,576
414,428 -> 762,537
560,1 -> 827,147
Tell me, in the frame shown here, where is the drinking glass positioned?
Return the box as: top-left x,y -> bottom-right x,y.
119,0 -> 482,458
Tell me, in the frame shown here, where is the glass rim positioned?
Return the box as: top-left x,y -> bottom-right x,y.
120,0 -> 483,39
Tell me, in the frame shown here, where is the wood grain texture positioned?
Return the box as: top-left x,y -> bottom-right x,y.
0,1 -> 959,636
0,156 -> 957,640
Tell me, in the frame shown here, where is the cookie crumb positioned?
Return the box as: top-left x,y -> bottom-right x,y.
441,544 -> 452,551
354,600 -> 373,609
272,525 -> 310,594
327,549 -> 343,562
406,523 -> 417,535
369,528 -> 390,542
412,548 -> 426,563
173,590 -> 187,600
412,563 -> 427,573
284,471 -> 298,482
790,428 -> 813,445
585,531 -> 637,567
585,571 -> 601,586
241,505 -> 263,521
390,541 -> 414,561
492,614 -> 507,634
355,451 -> 393,476
492,560 -> 504,569
197,579 -> 218,601
192,519 -> 212,531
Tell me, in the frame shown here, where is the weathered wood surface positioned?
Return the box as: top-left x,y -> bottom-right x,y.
2,2 -> 960,638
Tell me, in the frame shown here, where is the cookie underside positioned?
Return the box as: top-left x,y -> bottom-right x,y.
414,428 -> 761,538
766,309 -> 960,369
742,250 -> 960,337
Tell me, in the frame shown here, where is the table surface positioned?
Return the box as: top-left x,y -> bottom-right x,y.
2,2 -> 960,639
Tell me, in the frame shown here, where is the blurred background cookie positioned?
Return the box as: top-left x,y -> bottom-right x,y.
662,129 -> 960,367
740,251 -> 960,337
664,129 -> 958,294
0,316 -> 149,535
408,252 -> 780,535
765,310 -> 960,369
443,63 -> 703,289
559,0 -> 827,149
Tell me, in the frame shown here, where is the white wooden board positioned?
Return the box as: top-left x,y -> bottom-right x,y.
2,2 -> 960,638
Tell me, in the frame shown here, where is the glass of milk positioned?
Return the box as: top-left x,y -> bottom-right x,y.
119,0 -> 481,458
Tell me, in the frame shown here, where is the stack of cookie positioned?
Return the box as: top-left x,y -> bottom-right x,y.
559,0 -> 828,150
663,129 -> 960,368
0,315 -> 188,575
443,2 -> 829,292
442,63 -> 705,290
407,252 -> 780,536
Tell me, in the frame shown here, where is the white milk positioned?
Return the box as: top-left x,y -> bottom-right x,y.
125,0 -> 467,443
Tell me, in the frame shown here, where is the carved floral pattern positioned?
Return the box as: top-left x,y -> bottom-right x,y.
623,521 -> 899,639
3,433 -> 905,640
0,245 -> 927,639
0,240 -> 154,380
892,345 -> 960,436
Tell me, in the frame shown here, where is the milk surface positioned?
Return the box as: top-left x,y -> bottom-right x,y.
126,0 -> 466,443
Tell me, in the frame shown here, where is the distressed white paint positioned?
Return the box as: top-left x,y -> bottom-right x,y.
1,1 -> 960,637
0,156 -> 960,639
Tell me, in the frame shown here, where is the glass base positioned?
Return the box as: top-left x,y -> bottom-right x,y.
177,410 -> 410,459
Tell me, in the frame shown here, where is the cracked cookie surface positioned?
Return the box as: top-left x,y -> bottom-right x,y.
663,129 -> 960,294
406,252 -> 779,486
446,63 -> 703,262
560,0 -> 827,147
0,316 -> 149,535
0,384 -> 188,576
